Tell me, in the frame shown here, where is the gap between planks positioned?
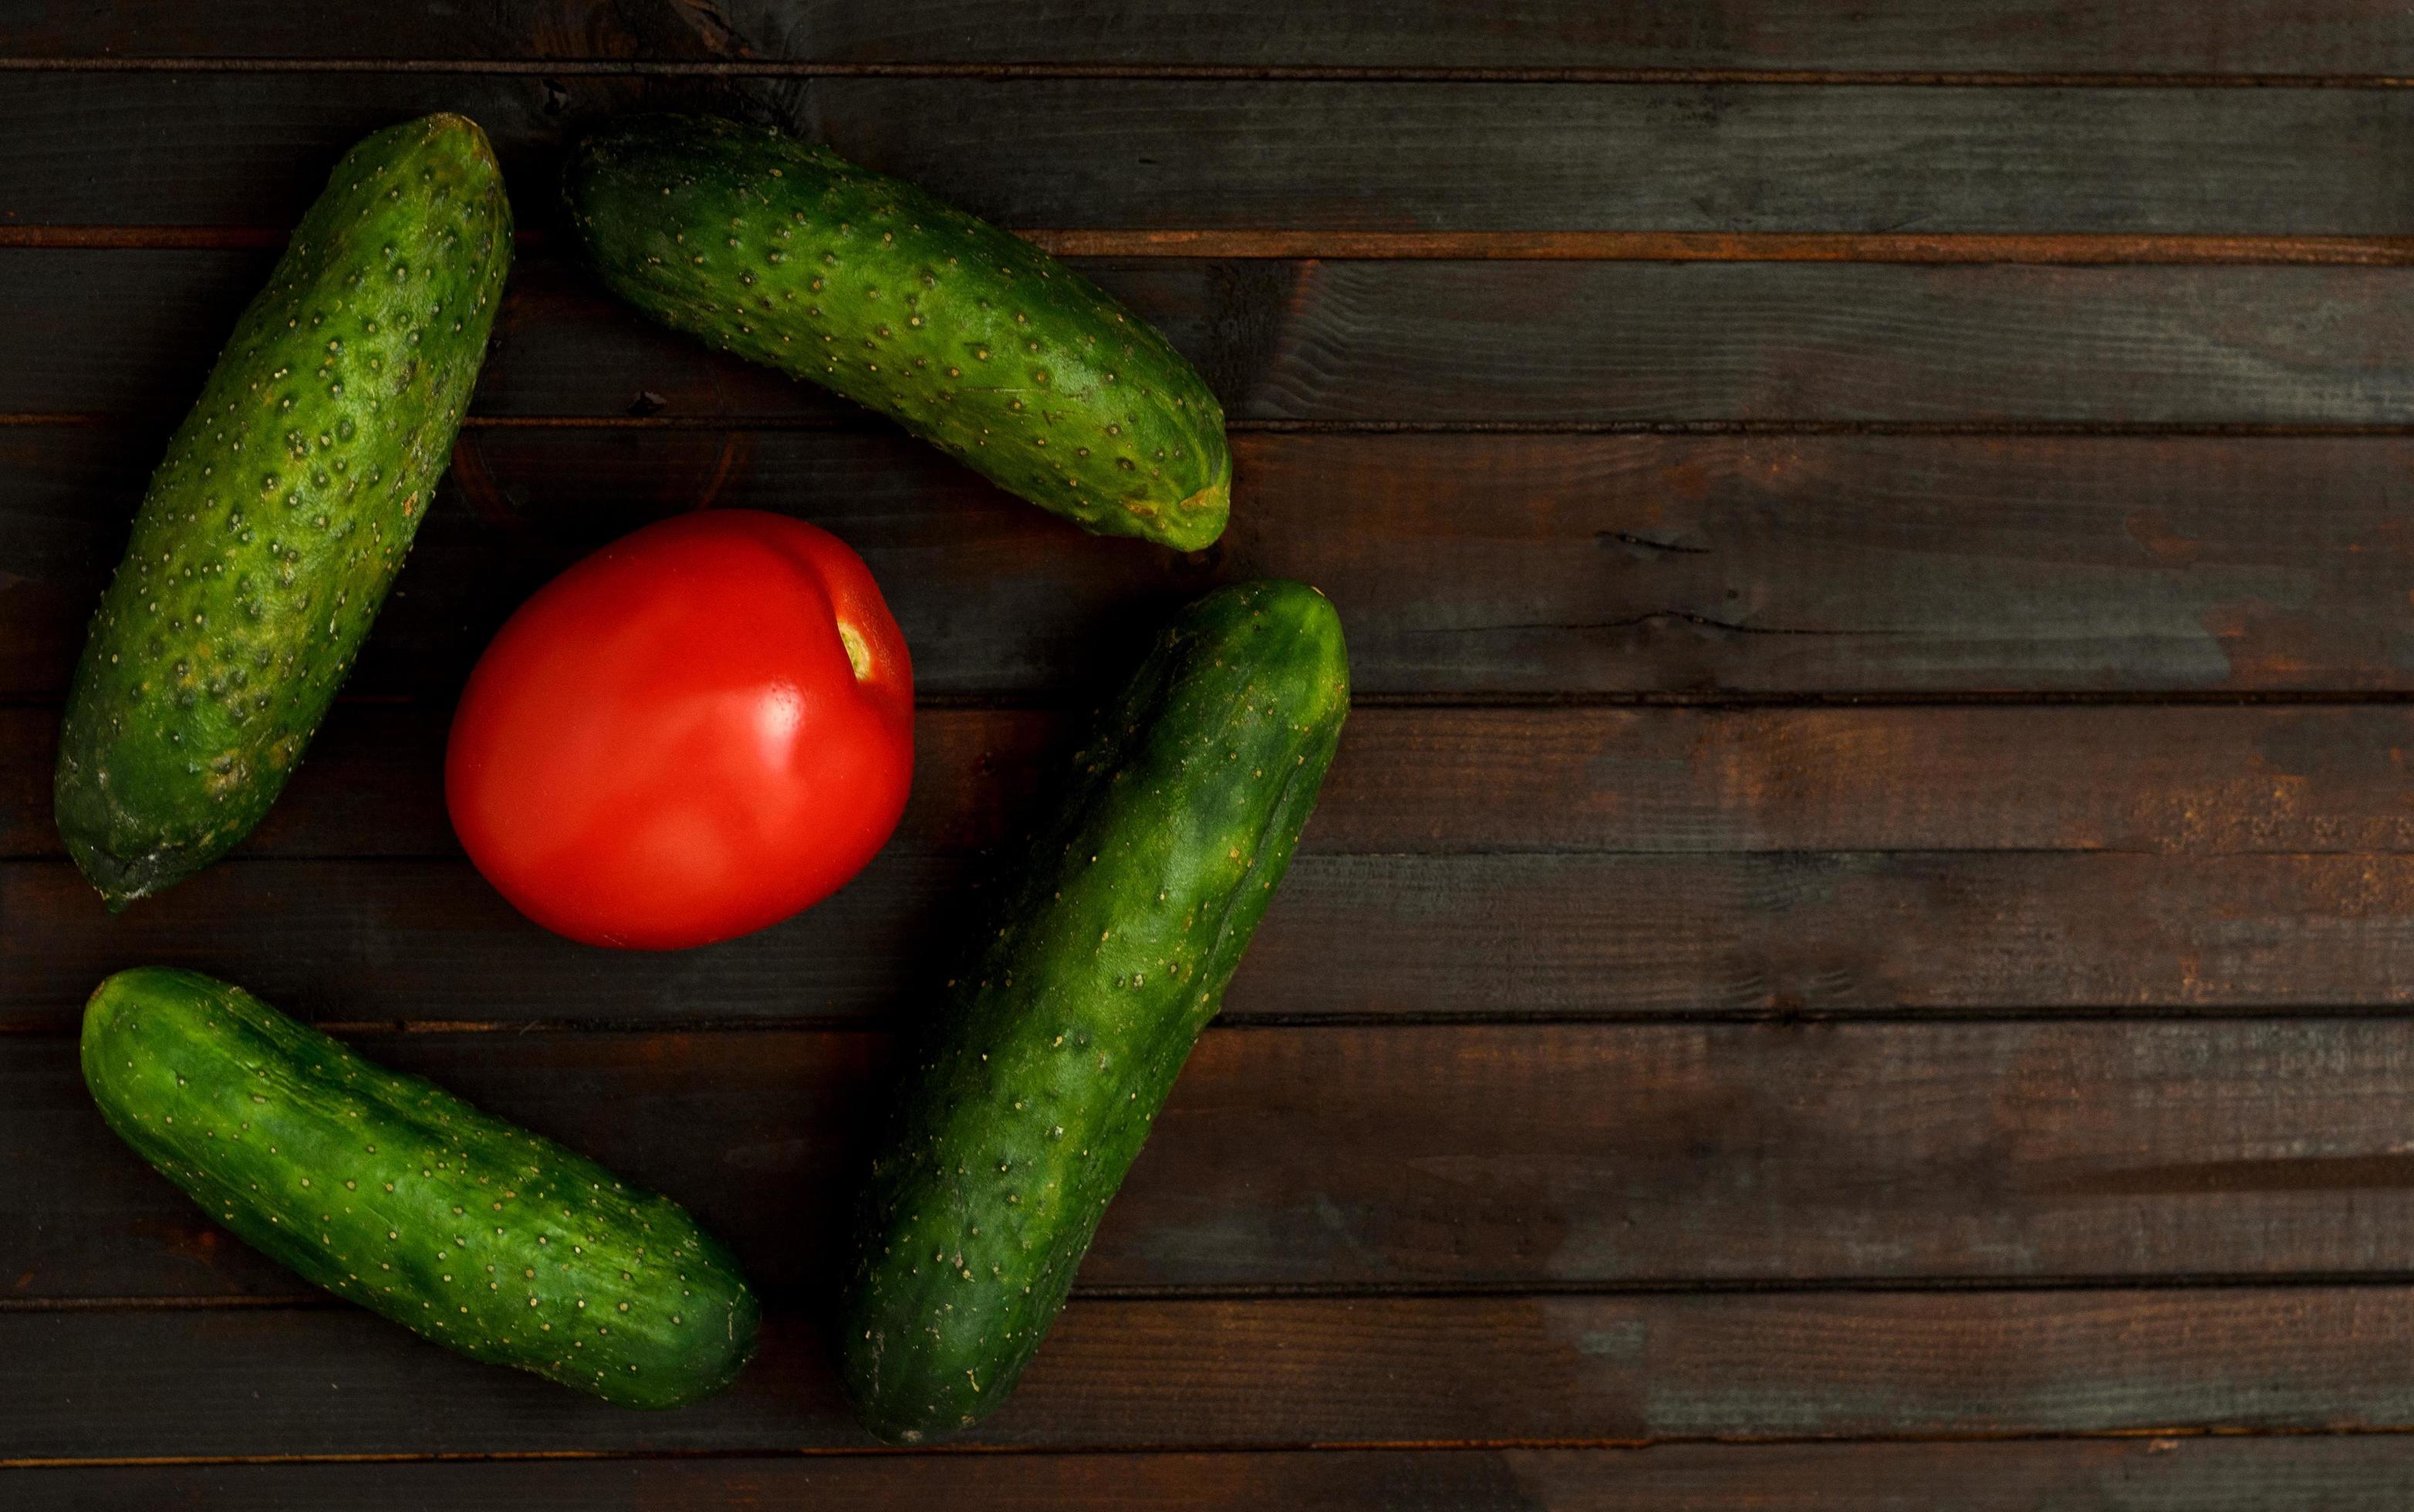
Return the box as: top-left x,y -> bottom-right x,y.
15,416 -> 2414,440
17,1423 -> 2414,1473
10,1006 -> 2414,1038
3,57 -> 2414,87
6,226 -> 2414,263
22,1273 -> 2414,1315
22,689 -> 2414,715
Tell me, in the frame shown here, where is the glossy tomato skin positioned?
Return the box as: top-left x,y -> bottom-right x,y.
446,511 -> 913,950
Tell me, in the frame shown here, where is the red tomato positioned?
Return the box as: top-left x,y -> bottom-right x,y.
445,510 -> 913,950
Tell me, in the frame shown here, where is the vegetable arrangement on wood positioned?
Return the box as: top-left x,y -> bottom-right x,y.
59,110 -> 1340,1433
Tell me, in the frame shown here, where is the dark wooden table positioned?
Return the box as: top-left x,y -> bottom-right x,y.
10,2 -> 2414,1506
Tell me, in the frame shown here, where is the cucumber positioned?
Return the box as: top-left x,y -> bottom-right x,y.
562,113 -> 1231,551
836,579 -> 1348,1442
54,113 -> 511,909
81,968 -> 759,1409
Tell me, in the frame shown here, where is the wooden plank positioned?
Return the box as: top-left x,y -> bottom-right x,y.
5,74 -> 2414,233
15,702 -> 2414,865
12,252 -> 2414,427
23,1438 -> 2414,1512
25,1019 -> 2414,1301
0,1453 -> 1549,1512
476,259 -> 2414,426
14,847 -> 2414,1029
0,853 -> 958,1029
12,427 -> 2414,700
17,249 -> 2414,440
18,1287 -> 2414,1456
23,228 -> 2414,262
15,1 -> 2414,78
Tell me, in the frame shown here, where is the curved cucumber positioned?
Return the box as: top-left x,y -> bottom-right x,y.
82,968 -> 759,1409
836,579 -> 1349,1442
55,113 -> 511,908
563,113 -> 1230,550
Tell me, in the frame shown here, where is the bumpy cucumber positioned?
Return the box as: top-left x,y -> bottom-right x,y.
55,113 -> 511,908
837,579 -> 1348,1442
563,113 -> 1231,550
82,968 -> 758,1409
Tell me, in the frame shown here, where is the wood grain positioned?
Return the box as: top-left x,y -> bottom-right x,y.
5,73 -> 2414,233
20,1287 -> 2414,1457
15,702 -> 2414,864
27,226 -> 2414,263
25,1019 -> 2414,1301
17,1439 -> 2414,1512
15,846 -> 2414,1028
12,427 -> 2414,700
12,252 -> 2414,430
14,252 -> 2414,428
15,0 -> 2414,79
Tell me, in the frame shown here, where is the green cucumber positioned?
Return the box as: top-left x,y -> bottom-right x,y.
562,113 -> 1231,550
82,968 -> 758,1409
836,579 -> 1348,1442
55,113 -> 511,908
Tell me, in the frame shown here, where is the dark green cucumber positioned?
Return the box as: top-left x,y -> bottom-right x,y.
563,113 -> 1230,550
82,968 -> 758,1409
836,579 -> 1348,1443
55,113 -> 511,908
